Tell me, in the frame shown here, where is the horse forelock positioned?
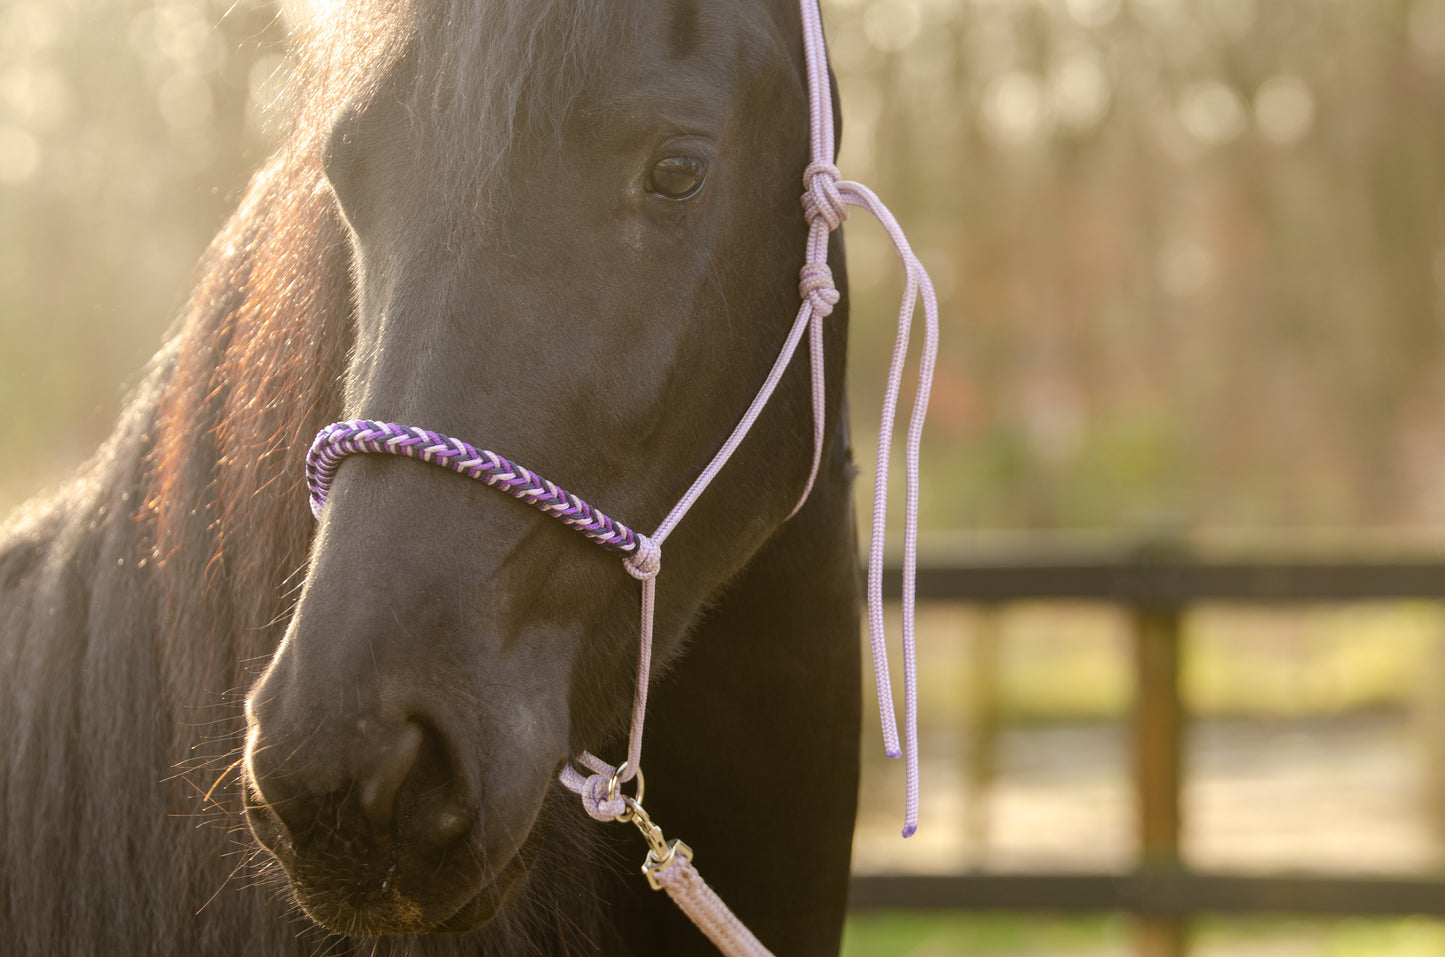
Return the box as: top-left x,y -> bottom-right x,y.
409,0 -> 644,192
277,0 -> 645,208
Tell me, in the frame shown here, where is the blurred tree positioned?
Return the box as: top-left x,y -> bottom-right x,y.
0,0 -> 284,503
831,0 -> 1445,534
6,0 -> 1445,540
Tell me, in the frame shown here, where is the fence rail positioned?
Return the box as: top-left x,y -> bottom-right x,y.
888,547 -> 1445,604
850,872 -> 1445,917
853,539 -> 1445,956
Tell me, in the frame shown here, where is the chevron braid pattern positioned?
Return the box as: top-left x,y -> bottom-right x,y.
306,420 -> 642,557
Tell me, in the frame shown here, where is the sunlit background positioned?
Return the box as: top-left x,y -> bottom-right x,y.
6,0 -> 1445,954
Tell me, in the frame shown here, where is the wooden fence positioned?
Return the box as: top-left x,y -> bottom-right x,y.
848,537 -> 1445,956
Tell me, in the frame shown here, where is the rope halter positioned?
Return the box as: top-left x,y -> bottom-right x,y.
304,0 -> 936,875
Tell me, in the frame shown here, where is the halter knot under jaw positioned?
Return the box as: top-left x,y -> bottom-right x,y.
582,771 -> 628,822
623,534 -> 661,581
798,262 -> 840,319
802,162 -> 848,230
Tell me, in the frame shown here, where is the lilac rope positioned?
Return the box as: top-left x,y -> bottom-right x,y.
558,753 -> 628,822
651,853 -> 773,957
795,0 -> 937,839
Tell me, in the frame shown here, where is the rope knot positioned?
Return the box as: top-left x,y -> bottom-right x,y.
623,534 -> 661,581
581,772 -> 628,822
799,261 -> 840,318
802,162 -> 848,230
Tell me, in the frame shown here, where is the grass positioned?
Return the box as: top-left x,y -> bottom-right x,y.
842,913 -> 1124,956
842,914 -> 1445,956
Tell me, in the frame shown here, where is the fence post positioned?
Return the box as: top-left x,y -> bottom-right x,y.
1133,601 -> 1187,957
1419,622 -> 1445,857
965,606 -> 1001,867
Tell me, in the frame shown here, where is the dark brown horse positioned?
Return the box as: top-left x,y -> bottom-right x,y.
0,1 -> 860,953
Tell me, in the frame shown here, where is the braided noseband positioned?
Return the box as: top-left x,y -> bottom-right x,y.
305,0 -> 937,903
307,421 -> 660,580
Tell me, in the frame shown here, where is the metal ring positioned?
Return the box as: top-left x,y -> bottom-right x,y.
606,762 -> 645,807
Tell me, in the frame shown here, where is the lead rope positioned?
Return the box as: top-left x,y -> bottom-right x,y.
304,0 -> 936,950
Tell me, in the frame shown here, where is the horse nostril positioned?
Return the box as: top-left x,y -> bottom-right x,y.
246,708 -> 476,859
359,716 -> 475,848
357,721 -> 424,832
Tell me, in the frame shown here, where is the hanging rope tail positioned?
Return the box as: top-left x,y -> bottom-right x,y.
302,0 -> 936,950
796,0 -> 939,839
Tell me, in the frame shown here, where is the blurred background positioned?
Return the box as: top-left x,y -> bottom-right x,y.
6,0 -> 1445,954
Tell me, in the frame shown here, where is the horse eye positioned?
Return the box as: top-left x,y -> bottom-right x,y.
645,156 -> 706,200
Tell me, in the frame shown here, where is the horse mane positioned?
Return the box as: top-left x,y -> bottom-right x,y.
144,5 -> 395,661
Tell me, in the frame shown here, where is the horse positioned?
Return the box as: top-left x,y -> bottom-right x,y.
0,0 -> 867,953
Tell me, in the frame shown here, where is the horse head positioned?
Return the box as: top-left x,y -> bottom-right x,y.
240,0 -> 844,936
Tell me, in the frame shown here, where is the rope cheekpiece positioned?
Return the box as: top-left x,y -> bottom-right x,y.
302,0 -> 937,951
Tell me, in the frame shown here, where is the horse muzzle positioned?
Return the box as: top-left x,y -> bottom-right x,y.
238,439 -> 608,935
241,702 -> 513,935
240,587 -> 574,934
